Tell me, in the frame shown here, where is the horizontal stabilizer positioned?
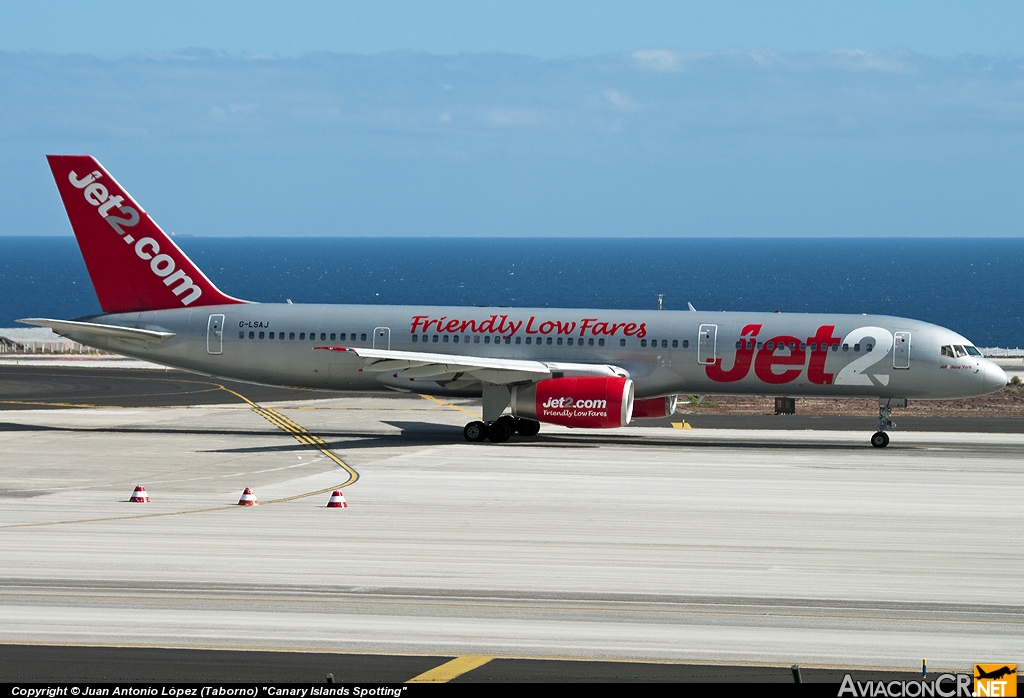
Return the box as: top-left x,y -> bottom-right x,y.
18,318 -> 175,342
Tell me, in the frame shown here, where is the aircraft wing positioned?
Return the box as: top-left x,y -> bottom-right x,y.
314,345 -> 628,384
18,318 -> 176,343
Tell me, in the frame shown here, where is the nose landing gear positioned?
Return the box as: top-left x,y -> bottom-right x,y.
871,402 -> 898,448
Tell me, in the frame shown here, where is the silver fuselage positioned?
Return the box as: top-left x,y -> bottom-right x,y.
64,304 -> 1007,401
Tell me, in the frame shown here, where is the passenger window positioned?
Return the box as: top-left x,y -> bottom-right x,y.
298,332 -> 305,340
258,331 -> 265,339
672,340 -> 678,348
339,333 -> 346,341
736,341 -> 742,349
866,344 -> 872,351
842,344 -> 849,351
289,332 -> 296,340
683,340 -> 689,348
443,335 -> 449,343
557,337 -> 563,345
788,342 -> 795,350
831,344 -> 838,351
269,332 -> 275,339
546,337 -> 552,345
661,340 -> 667,348
280,333 -> 285,340
412,335 -> 418,342
619,339 -> 626,347
757,342 -> 764,349
453,335 -> 460,343
249,331 -> 255,339
766,342 -> 774,350
360,333 -> 367,341
320,333 -> 326,341
505,337 -> 511,344
641,339 -> 647,347
433,335 -> 439,343
330,333 -> 335,341
598,338 -> 604,346
800,342 -> 806,351
525,336 -> 532,345
854,343 -> 861,352
474,335 -> 480,344
567,338 -> 574,346
589,338 -> 595,346
515,336 -> 521,344
238,331 -> 244,339
484,336 -> 490,344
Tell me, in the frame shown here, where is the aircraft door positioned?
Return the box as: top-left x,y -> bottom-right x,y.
698,324 -> 717,365
893,331 -> 911,369
373,327 -> 391,350
207,314 -> 225,355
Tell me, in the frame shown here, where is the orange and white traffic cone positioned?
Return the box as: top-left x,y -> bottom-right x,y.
237,488 -> 259,506
326,491 -> 347,508
129,485 -> 150,503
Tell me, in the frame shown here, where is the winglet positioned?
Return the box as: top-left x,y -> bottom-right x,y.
46,155 -> 247,314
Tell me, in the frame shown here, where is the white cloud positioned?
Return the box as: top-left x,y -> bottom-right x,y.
632,49 -> 684,72
603,89 -> 641,112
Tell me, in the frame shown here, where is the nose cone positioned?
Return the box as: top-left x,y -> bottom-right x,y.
983,361 -> 1009,393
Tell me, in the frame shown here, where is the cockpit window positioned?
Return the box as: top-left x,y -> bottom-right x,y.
940,345 -> 953,357
953,345 -> 967,358
965,345 -> 982,356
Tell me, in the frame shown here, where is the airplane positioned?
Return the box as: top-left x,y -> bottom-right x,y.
21,155 -> 1009,447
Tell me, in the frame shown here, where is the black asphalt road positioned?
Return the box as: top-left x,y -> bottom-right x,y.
0,644 -> 928,683
0,366 -> 332,409
1,365 -> 1021,433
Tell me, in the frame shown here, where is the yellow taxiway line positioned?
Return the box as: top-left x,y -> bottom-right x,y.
407,655 -> 494,683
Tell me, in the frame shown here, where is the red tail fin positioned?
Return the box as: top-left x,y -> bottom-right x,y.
47,155 -> 246,313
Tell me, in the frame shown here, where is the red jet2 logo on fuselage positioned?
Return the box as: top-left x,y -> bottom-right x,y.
67,170 -> 203,306
707,324 -> 898,386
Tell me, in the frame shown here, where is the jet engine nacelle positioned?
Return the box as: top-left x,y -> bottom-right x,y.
631,395 -> 678,420
510,376 -> 634,428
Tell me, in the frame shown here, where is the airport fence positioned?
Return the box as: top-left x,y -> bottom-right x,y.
0,337 -> 108,355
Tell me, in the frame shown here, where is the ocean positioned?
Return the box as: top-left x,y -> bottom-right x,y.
1,237 -> 1022,347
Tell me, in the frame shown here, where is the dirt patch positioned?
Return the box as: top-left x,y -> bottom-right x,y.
678,384 -> 1024,418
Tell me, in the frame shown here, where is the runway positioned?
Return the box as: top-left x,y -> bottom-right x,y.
0,367 -> 1021,680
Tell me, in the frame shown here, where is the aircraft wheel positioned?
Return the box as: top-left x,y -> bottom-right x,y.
871,431 -> 890,448
464,421 -> 488,442
487,420 -> 513,443
517,419 -> 541,437
496,415 -> 519,435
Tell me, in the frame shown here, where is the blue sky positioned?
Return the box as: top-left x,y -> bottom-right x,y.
2,2 -> 1023,237
7,1 -> 1024,57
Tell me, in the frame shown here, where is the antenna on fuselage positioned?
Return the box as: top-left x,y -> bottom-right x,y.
657,294 -> 664,310
687,302 -> 696,312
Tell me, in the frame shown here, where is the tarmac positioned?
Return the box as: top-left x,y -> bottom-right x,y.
0,365 -> 1021,682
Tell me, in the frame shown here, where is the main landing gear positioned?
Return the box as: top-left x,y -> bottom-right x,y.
871,403 -> 896,448
463,416 -> 541,443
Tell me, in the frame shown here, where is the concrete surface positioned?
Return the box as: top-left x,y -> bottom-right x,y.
0,387 -> 1021,673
